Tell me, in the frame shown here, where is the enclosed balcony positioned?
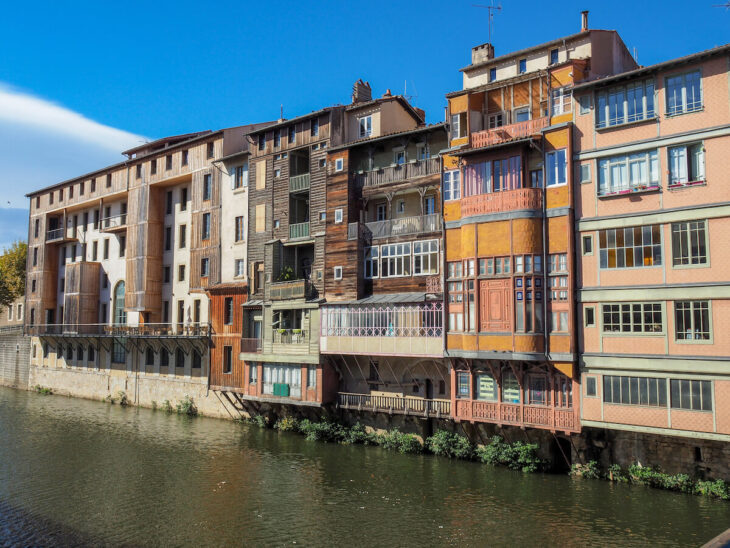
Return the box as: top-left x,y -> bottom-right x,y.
354,157 -> 440,189
270,279 -> 313,301
347,213 -> 441,241
470,117 -> 547,148
320,300 -> 443,357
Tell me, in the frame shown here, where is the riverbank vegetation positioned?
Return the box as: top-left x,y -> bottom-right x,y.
571,460 -> 730,500
32,385 -> 52,395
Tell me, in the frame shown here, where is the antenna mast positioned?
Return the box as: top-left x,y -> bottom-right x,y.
473,1 -> 502,43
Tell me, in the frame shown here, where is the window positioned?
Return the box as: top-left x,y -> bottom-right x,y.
32,279 -> 36,293
598,150 -> 659,195
119,235 -> 126,258
311,118 -> 319,137
333,266 -> 343,280
164,155 -> 171,171
548,253 -> 567,273
163,266 -> 170,283
603,375 -> 667,407
550,311 -> 569,332
546,149 -> 567,186
202,213 -> 211,240
668,144 -> 705,187
273,220 -> 280,229
112,341 -> 126,364
49,192 -> 54,205
529,169 -> 542,188
194,299 -> 201,323
443,170 -> 461,201
456,372 -> 469,398
393,148 -> 405,166
451,112 -> 467,138
550,48 -> 559,65
182,149 -> 189,166
319,211 -> 326,222
413,240 -> 439,275
223,346 -> 232,374
335,158 -> 344,172
672,220 -> 707,266
334,209 -> 343,223
163,301 -> 169,323
475,373 -> 497,401
502,370 -> 520,403
234,164 -> 248,189
16,304 -> 22,320
584,307 -> 595,327
376,203 -> 386,221
166,191 -> 173,215
34,219 -> 39,239
274,168 -> 281,178
224,297 -> 233,325
514,107 -> 530,122
150,159 -> 157,174
178,264 -> 186,282
258,134 -> 266,151
416,143 -> 429,160
180,187 -> 188,211
489,68 -> 496,82
602,303 -> 663,333
479,256 -> 510,276
318,159 -> 326,169
160,348 -> 169,367
235,259 -> 245,277
145,348 -> 154,366
488,112 -> 504,128
675,301 -> 710,341
364,247 -> 379,278
88,345 -> 95,362
103,239 -> 109,260
165,226 -> 172,251
578,95 -> 592,115
599,225 -> 662,269
274,130 -> 281,148
201,257 -> 210,277
249,364 -> 258,384
136,165 -> 142,179
380,243 -> 411,277
514,276 -> 543,333
551,87 -> 572,116
192,351 -> 201,369
178,225 -> 186,248
396,200 -> 405,214
518,58 -> 526,73
548,275 -> 568,302
526,375 -> 548,405
105,173 -> 112,188
288,125 -> 296,145
666,70 -> 702,116
463,156 -> 522,196
207,142 -> 215,159
307,366 -> 317,388
582,235 -> 593,255
358,115 -> 372,138
670,379 -> 712,411
580,164 -> 591,183
235,216 -> 245,242
596,79 -> 655,128
203,174 -> 212,201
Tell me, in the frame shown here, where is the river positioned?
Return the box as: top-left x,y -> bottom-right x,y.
0,386 -> 728,546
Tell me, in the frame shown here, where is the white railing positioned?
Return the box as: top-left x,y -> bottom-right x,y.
321,302 -> 443,338
354,157 -> 440,188
102,213 -> 127,230
359,213 -> 441,240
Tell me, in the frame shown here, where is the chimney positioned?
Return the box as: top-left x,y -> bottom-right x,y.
352,79 -> 372,104
382,88 -> 392,97
471,43 -> 495,65
581,10 -> 589,31
413,107 -> 426,123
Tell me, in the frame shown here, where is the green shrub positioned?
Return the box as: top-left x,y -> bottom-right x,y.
117,391 -> 129,407
477,436 -> 544,473
342,423 -> 377,445
161,400 -> 173,413
274,416 -> 299,432
249,414 -> 269,428
297,419 -> 345,442
426,430 -> 474,460
151,400 -> 158,410
377,429 -> 423,454
33,385 -> 53,395
695,479 -> 730,500
175,396 -> 198,416
569,460 -> 601,479
607,463 -> 628,482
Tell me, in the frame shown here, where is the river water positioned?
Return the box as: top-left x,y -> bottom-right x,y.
0,386 -> 728,547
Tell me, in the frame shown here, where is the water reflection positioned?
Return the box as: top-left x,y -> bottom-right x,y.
0,386 -> 728,546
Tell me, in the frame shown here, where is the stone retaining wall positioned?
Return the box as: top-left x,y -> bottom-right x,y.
0,329 -> 30,389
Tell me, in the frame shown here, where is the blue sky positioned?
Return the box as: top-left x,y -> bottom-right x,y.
0,0 -> 728,248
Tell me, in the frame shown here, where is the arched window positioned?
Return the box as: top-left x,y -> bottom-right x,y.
145,348 -> 154,366
113,281 -> 126,325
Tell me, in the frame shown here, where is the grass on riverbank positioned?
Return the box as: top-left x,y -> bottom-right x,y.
32,385 -> 53,395
571,460 -> 730,500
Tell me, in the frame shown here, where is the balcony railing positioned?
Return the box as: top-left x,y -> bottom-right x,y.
354,157 -> 440,189
240,338 -> 263,353
338,392 -> 451,417
46,227 -> 77,242
348,213 -> 442,241
461,187 -> 542,217
289,221 -> 310,240
470,117 -> 548,148
453,399 -> 577,432
25,323 -> 211,337
289,173 -> 310,193
270,278 -> 312,301
101,213 -> 127,231
273,329 -> 308,345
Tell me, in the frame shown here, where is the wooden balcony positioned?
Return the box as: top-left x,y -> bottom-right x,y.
100,213 -> 127,233
453,399 -> 578,433
270,279 -> 313,301
470,117 -> 548,148
354,157 -> 440,189
348,213 -> 442,241
338,392 -> 451,418
460,187 -> 542,217
289,173 -> 310,193
289,221 -> 310,240
240,338 -> 262,353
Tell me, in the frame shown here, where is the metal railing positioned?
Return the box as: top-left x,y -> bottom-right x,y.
25,323 -> 211,337
289,222 -> 310,240
471,116 -> 548,148
46,227 -> 78,242
321,302 -> 443,338
289,173 -> 310,193
350,213 -> 441,240
240,338 -> 263,353
101,213 -> 127,230
270,278 -> 312,301
354,157 -> 440,189
273,329 -> 308,345
338,392 -> 451,417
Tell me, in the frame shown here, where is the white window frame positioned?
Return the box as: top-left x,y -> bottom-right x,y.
443,170 -> 461,201
380,243 -> 412,278
393,147 -> 405,166
451,112 -> 467,138
334,208 -> 343,224
364,246 -> 379,279
487,112 -> 505,129
597,150 -> 659,196
579,163 -> 591,184
668,143 -> 705,187
546,149 -> 567,187
596,79 -> 656,128
333,266 -> 343,280
358,115 -> 372,138
416,143 -> 429,161
551,87 -> 572,116
665,70 -> 703,116
674,300 -> 712,343
335,158 -> 344,172
235,259 -> 245,278
413,239 -> 439,276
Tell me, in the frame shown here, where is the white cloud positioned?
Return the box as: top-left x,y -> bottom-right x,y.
0,83 -> 148,210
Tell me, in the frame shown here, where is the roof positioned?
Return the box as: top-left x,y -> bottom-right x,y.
450,135 -> 537,157
329,123 -> 446,152
345,95 -> 425,124
243,299 -> 263,307
326,292 -> 441,305
572,43 -> 730,92
122,131 -> 212,156
446,70 -> 548,99
460,30 -> 595,73
247,106 -> 338,135
205,282 -> 248,293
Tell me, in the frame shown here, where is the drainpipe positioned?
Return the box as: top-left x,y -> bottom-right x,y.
540,138 -> 549,363
439,151 -> 447,379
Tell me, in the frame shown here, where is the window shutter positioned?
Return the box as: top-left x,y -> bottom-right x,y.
231,167 -> 236,189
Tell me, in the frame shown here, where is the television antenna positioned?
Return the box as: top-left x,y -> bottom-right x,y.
473,1 -> 502,43
713,2 -> 730,8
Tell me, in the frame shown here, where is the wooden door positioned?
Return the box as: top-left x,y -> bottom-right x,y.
479,278 -> 511,332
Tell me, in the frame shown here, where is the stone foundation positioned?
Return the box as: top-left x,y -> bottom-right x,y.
0,330 -> 30,389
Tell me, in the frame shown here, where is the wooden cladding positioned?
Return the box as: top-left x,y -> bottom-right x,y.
479,278 -> 511,332
63,262 -> 100,325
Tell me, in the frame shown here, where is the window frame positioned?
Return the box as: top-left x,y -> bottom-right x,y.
333,266 -> 343,280
598,224 -> 662,270
670,378 -> 712,411
668,142 -> 705,188
358,115 -> 373,138
595,79 -> 656,129
413,239 -> 439,276
546,149 -> 567,187
600,302 -> 665,335
671,220 -> 708,268
443,170 -> 461,201
665,69 -> 703,117
603,375 -> 668,408
335,158 -> 344,172
597,149 -> 660,196
674,300 -> 712,344
582,234 -> 594,256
